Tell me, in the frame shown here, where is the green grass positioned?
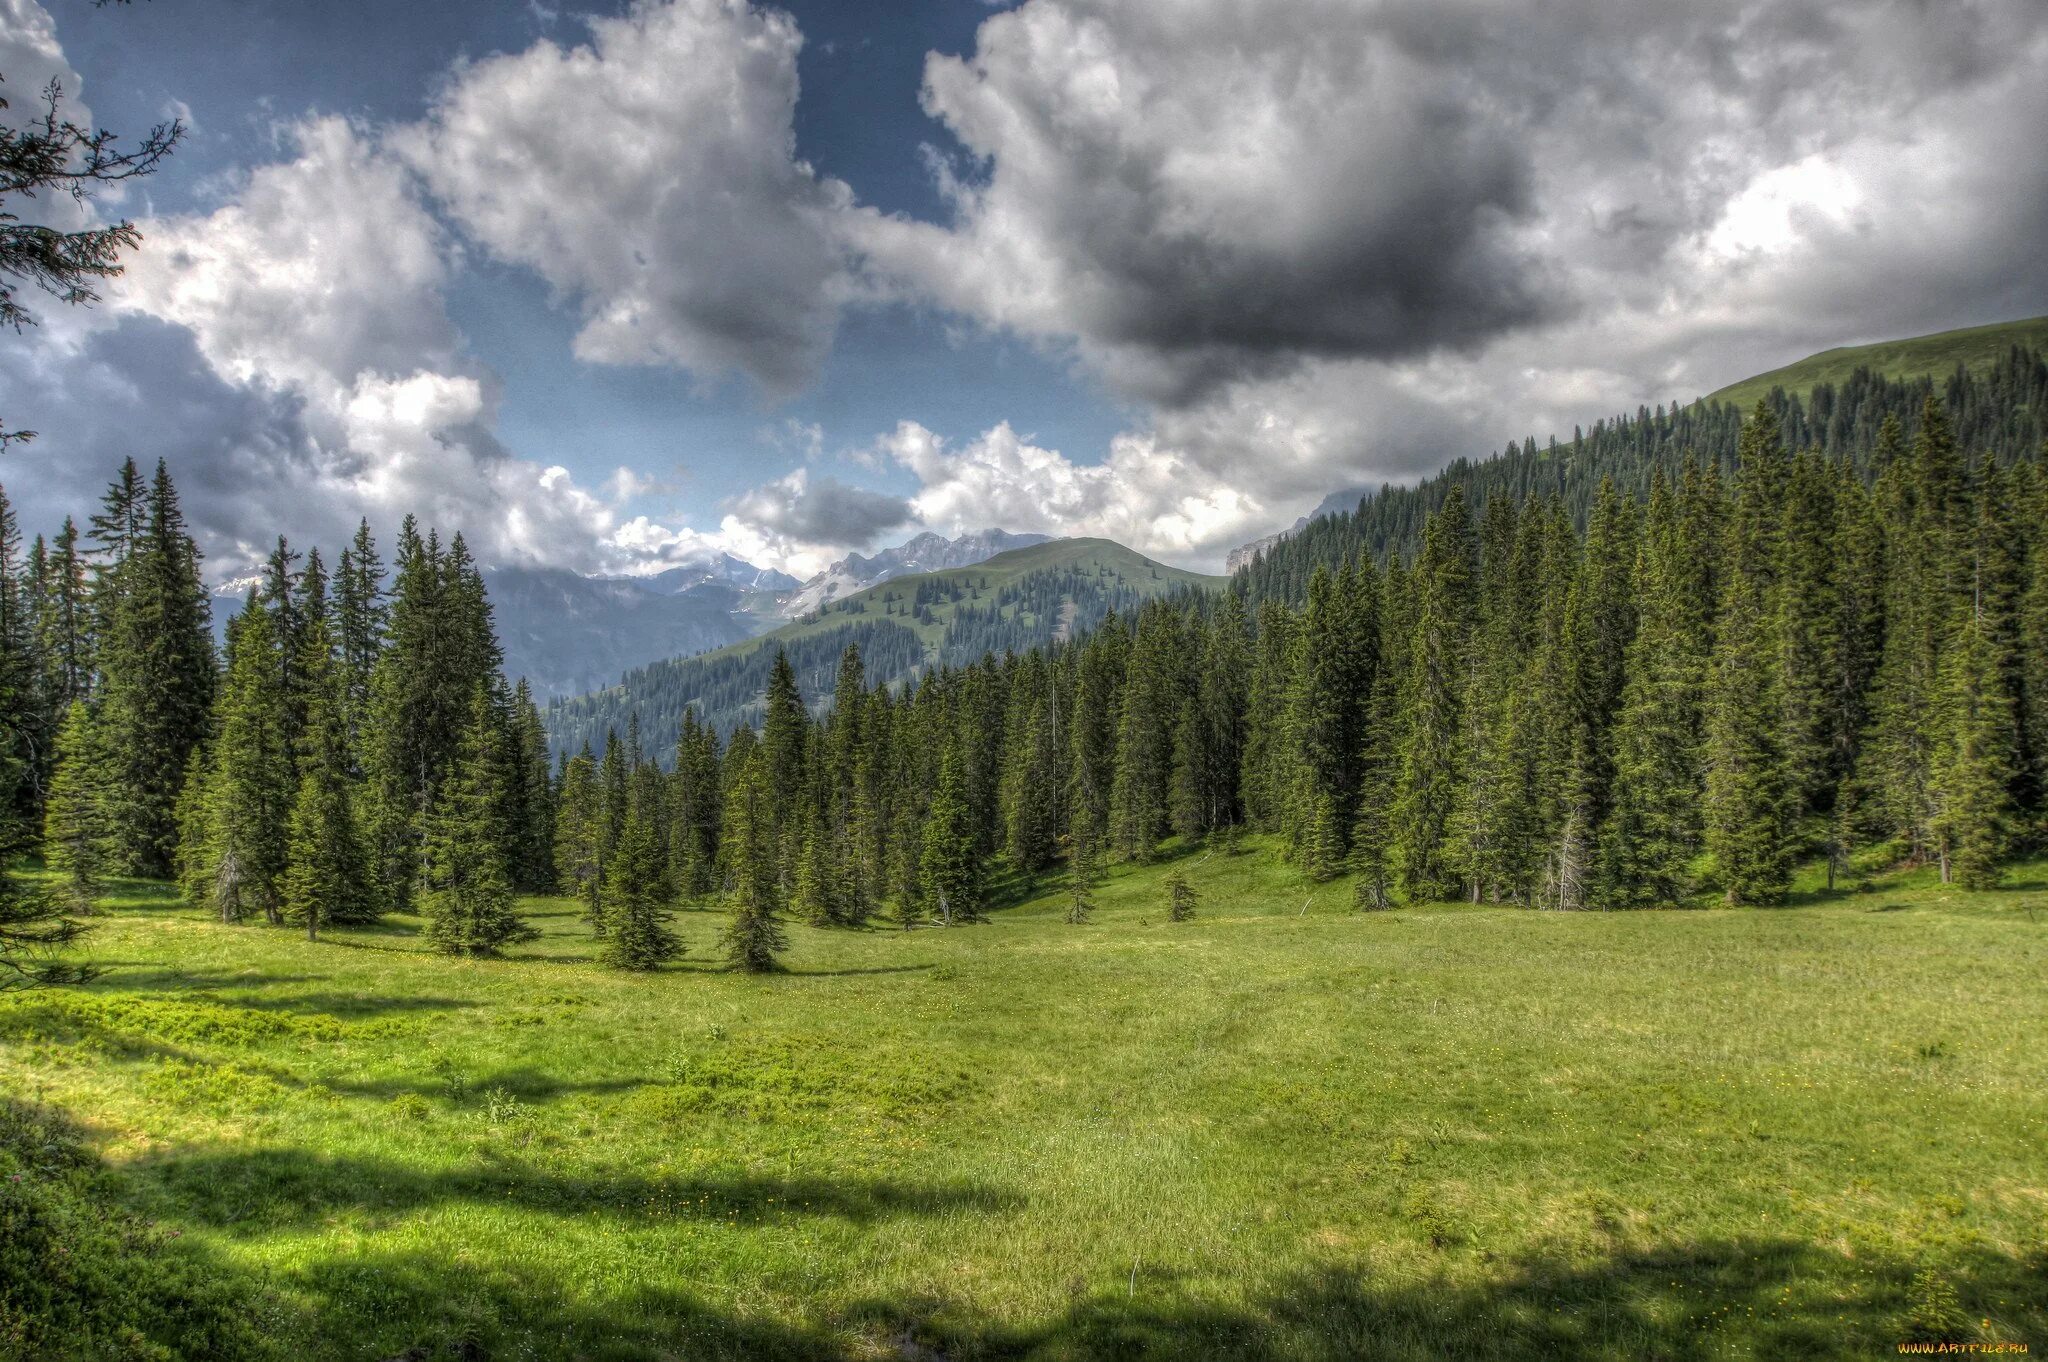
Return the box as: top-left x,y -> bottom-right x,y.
4,847 -> 2045,1360
1707,315 -> 2048,411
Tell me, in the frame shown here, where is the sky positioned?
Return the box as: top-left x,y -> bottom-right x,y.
2,0 -> 2046,580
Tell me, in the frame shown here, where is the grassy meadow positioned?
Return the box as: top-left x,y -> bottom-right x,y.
3,844 -> 2045,1360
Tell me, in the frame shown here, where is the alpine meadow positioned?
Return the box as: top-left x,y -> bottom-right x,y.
4,1 -> 2048,1360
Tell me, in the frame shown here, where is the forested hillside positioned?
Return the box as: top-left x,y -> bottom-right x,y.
1239,343 -> 2048,602
545,539 -> 1219,757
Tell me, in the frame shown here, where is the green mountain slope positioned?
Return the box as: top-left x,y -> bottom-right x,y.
1708,315 -> 2048,411
547,538 -> 1222,755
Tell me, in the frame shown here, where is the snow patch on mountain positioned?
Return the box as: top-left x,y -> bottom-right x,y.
782,529 -> 1051,617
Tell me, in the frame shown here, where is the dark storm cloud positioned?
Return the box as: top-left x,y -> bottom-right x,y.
726,469 -> 913,548
0,317 -> 324,563
856,0 -> 2048,408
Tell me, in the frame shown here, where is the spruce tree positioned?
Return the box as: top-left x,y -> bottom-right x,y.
919,742 -> 984,924
1392,487 -> 1475,901
1165,868 -> 1197,922
281,675 -> 375,938
599,775 -> 682,970
1065,826 -> 1104,925
1929,611 -> 2014,890
791,818 -> 838,927
200,602 -> 293,923
98,461 -> 214,876
553,743 -> 603,927
42,701 -> 113,908
1596,472 -> 1705,907
1703,405 -> 1797,905
419,688 -> 535,957
719,754 -> 788,970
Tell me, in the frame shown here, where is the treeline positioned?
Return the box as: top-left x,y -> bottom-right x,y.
1241,346 -> 2048,601
543,397 -> 2044,961
6,392 -> 2042,985
2,459 -> 555,958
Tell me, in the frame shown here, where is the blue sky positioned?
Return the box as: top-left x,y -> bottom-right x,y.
3,0 -> 2046,578
42,0 -> 1127,545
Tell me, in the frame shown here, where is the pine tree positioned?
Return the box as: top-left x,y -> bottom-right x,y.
98,461 -> 215,876
920,741 -> 985,924
791,818 -> 838,927
1703,405 -> 1797,905
1065,826 -> 1104,925
599,773 -> 682,970
1929,610 -> 2014,890
1165,868 -> 1197,922
719,753 -> 788,970
333,519 -> 387,759
1596,471 -> 1705,906
199,602 -> 294,923
553,743 -> 603,926
281,670 -> 375,938
1108,602 -> 1183,860
42,701 -> 112,907
419,688 -> 535,957
1393,487 -> 1475,901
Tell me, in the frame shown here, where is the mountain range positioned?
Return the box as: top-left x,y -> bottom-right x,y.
546,537 -> 1221,755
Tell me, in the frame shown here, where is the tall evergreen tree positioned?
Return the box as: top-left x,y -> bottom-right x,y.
720,750 -> 787,970
599,768 -> 682,969
1703,405 -> 1798,905
1392,487 -> 1475,901
920,740 -> 985,923
419,688 -> 535,957
98,461 -> 214,876
196,602 -> 293,922
42,701 -> 112,907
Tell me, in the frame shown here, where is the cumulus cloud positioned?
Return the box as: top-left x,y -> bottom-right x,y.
859,0 -> 2048,407
396,0 -> 855,398
876,420 -> 1265,568
72,115 -> 639,575
836,0 -> 2048,560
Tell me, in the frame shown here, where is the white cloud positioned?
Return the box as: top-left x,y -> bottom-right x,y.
104,116 -> 636,575
397,0 -> 855,398
878,420 -> 1266,568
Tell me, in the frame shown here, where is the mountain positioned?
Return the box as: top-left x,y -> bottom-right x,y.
782,528 -> 1051,616
484,567 -> 776,701
546,537 -> 1223,757
1707,314 -> 2048,412
630,553 -> 799,596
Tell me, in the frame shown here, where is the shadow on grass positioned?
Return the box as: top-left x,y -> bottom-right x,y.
13,1090 -> 2042,1362
855,1240 -> 2048,1361
328,1066 -> 653,1105
126,1144 -> 1017,1237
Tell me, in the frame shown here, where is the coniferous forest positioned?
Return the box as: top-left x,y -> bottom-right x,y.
6,381 -> 2045,994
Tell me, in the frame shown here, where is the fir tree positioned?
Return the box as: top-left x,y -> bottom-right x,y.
419,688 -> 535,957
281,673 -> 374,938
553,743 -> 603,927
1392,487 -> 1475,901
42,701 -> 112,908
98,461 -> 214,876
1165,869 -> 1197,922
719,754 -> 788,970
1702,405 -> 1797,905
599,774 -> 682,970
199,602 -> 293,923
919,741 -> 985,924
